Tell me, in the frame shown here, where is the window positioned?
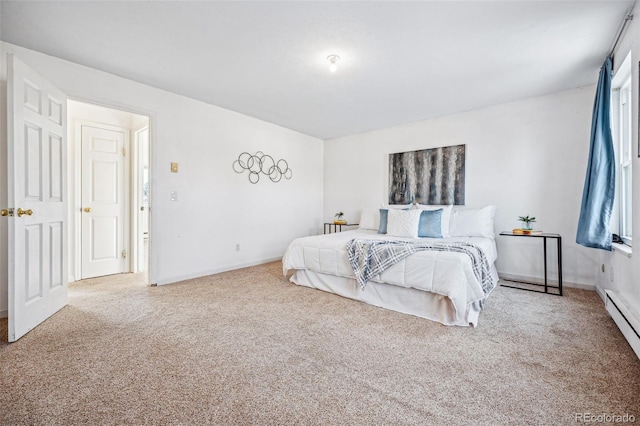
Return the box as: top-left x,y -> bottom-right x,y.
611,52 -> 632,246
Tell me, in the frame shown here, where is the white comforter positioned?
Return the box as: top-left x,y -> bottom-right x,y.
282,229 -> 498,319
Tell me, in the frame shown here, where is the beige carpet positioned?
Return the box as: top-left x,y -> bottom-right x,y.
1,261 -> 638,425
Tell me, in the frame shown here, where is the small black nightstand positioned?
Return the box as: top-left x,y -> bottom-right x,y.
324,223 -> 359,234
499,231 -> 563,296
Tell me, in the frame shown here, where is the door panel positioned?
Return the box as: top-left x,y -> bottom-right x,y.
49,134 -> 63,201
7,55 -> 68,342
49,222 -> 64,289
91,216 -> 118,259
81,125 -> 125,279
91,160 -> 118,202
48,97 -> 63,125
24,123 -> 43,200
25,224 -> 43,302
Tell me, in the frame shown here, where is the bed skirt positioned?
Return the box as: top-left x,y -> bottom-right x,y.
289,269 -> 482,327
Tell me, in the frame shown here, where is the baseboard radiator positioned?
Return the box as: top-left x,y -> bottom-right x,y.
605,290 -> 640,360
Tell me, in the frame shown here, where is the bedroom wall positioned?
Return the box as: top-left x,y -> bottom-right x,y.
323,85 -> 600,288
595,2 -> 640,323
0,3 -> 5,317
0,42 -> 324,317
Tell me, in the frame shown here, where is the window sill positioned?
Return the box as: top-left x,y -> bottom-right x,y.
612,242 -> 632,258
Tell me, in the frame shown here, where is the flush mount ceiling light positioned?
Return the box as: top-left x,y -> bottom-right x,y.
327,55 -> 340,72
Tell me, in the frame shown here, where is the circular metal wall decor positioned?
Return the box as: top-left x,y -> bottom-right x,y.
233,151 -> 292,184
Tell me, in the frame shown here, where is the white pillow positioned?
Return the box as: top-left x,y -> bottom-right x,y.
358,208 -> 380,230
449,205 -> 496,238
417,204 -> 453,237
387,209 -> 422,238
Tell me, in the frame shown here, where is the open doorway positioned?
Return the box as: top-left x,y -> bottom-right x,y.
67,100 -> 150,283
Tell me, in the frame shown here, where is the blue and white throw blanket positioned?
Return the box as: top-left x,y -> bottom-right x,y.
346,238 -> 495,303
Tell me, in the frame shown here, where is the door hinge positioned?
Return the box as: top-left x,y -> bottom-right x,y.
122,147 -> 126,156
122,249 -> 127,258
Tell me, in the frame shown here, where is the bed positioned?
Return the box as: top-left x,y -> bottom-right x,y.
282,206 -> 499,326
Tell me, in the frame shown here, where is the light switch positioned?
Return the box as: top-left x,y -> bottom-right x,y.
171,162 -> 179,173
170,191 -> 178,201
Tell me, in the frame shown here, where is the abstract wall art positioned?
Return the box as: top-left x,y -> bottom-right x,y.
233,151 -> 292,184
388,144 -> 465,205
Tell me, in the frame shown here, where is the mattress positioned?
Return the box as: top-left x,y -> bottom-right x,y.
282,229 -> 498,326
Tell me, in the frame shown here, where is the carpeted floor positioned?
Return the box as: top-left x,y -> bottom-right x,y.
1,261 -> 638,425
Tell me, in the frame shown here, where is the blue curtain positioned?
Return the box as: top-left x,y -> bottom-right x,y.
576,57 -> 615,251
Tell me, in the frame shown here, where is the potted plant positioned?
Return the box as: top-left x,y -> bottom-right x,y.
334,211 -> 346,225
518,215 -> 536,231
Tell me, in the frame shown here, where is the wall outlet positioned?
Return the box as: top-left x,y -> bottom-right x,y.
170,191 -> 178,201
235,244 -> 240,252
610,266 -> 615,283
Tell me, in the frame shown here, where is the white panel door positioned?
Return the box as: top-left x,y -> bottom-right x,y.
81,125 -> 126,279
7,55 -> 68,342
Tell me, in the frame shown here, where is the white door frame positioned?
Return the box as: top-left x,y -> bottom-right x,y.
67,96 -> 155,285
131,125 -> 149,273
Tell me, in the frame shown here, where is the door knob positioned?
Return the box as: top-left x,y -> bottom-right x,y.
84,207 -> 91,213
17,208 -> 33,217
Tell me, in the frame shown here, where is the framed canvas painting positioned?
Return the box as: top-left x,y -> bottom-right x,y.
388,144 -> 465,205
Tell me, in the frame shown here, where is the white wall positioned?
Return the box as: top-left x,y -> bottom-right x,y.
0,42 -> 324,316
68,100 -> 145,129
0,3 -> 5,317
324,85 -> 599,288
596,2 -> 640,322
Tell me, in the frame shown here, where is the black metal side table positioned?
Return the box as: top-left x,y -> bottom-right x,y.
499,231 -> 563,296
324,223 -> 359,234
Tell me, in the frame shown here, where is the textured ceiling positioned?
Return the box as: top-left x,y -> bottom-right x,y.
0,1 -> 634,139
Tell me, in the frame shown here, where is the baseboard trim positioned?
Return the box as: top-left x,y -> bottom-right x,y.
156,257 -> 282,286
0,309 -> 7,319
498,272 -> 595,292
605,290 -> 640,360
